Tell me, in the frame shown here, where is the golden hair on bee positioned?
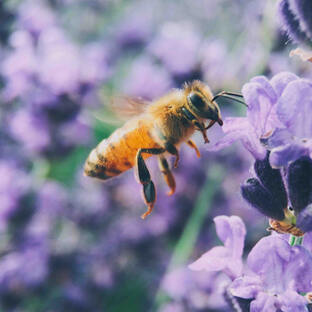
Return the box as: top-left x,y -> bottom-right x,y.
84,80 -> 245,219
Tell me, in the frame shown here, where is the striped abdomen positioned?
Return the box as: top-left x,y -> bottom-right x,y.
84,118 -> 161,180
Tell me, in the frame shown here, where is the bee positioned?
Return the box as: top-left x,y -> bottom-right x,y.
84,80 -> 244,219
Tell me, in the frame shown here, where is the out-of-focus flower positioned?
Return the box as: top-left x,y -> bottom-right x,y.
10,109 -> 51,155
278,0 -> 312,45
0,238 -> 48,291
18,0 -> 55,38
200,40 -> 229,90
189,215 -> 246,280
0,161 -> 30,227
1,1 -> 111,159
230,235 -> 312,312
148,23 -> 201,77
122,57 -> 173,100
115,10 -> 153,48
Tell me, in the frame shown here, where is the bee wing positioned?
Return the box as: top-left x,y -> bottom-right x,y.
110,96 -> 150,120
90,96 -> 150,127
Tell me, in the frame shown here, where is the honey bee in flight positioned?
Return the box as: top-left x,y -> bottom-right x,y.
84,80 -> 244,219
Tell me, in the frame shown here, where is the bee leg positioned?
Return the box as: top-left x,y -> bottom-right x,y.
158,155 -> 176,196
192,120 -> 209,143
186,140 -> 201,158
135,148 -> 165,219
164,142 -> 180,168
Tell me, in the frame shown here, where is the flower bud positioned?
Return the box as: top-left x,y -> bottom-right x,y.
297,204 -> 312,232
278,0 -> 312,44
241,178 -> 285,220
254,153 -> 287,210
287,156 -> 312,213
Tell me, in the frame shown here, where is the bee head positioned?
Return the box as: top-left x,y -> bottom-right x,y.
185,81 -> 223,126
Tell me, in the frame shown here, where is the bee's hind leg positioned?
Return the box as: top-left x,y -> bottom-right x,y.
135,148 -> 165,219
158,155 -> 176,196
186,139 -> 201,158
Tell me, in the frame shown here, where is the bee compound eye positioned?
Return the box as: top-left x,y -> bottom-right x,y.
188,92 -> 205,109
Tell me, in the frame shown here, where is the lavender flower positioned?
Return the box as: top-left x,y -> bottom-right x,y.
0,161 -> 30,227
148,23 -> 201,77
17,0 -> 56,39
230,235 -> 312,312
10,109 -> 51,155
210,74 -> 283,159
115,9 -> 153,49
189,215 -> 246,280
190,217 -> 312,311
278,0 -> 312,45
122,57 -> 173,100
211,72 -> 312,167
200,40 -> 229,90
1,1 -> 111,158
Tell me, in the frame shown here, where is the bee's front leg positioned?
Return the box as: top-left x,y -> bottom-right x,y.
192,120 -> 209,144
158,155 -> 176,196
135,148 -> 165,219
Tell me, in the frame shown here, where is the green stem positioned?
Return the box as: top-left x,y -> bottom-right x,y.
295,236 -> 304,245
289,235 -> 304,246
153,165 -> 225,310
289,235 -> 296,246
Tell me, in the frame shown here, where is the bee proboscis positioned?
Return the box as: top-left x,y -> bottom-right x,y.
84,80 -> 244,219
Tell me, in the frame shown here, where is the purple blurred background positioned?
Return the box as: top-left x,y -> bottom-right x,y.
0,0 -> 311,311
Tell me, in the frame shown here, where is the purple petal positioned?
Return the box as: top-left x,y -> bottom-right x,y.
270,72 -> 299,97
250,76 -> 277,103
241,134 -> 267,160
277,79 -> 312,138
247,236 -> 291,292
222,117 -> 249,133
209,117 -> 267,159
285,245 -> 312,292
188,246 -> 228,272
217,118 -> 267,159
189,216 -> 246,279
208,117 -> 249,151
242,81 -> 275,137
208,131 -> 245,152
303,232 -> 312,252
214,216 -> 246,256
230,275 -> 262,299
278,289 -> 309,312
250,292 -> 279,312
269,143 -> 310,168
189,246 -> 242,280
262,128 -> 293,149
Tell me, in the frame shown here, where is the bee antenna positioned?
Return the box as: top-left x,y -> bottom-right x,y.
212,91 -> 248,107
